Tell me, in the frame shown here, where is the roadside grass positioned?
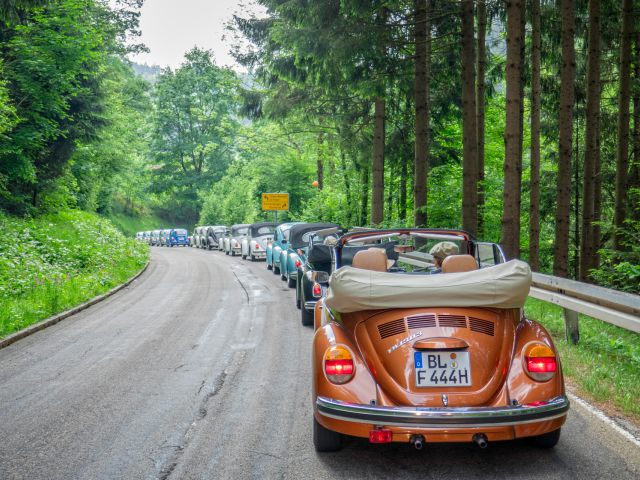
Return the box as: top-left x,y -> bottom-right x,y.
0,210 -> 148,338
525,298 -> 640,422
106,210 -> 167,238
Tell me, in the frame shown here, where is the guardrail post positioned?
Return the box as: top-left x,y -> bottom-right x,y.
563,309 -> 580,345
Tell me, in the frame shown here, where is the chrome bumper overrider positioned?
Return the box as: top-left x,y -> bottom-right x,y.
316,395 -> 569,428
304,301 -> 317,309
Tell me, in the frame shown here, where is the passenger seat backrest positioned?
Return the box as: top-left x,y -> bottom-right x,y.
352,248 -> 388,272
441,254 -> 478,273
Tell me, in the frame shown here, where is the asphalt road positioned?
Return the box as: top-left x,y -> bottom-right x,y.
0,247 -> 639,480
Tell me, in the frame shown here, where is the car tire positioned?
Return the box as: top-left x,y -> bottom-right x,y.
295,283 -> 301,309
287,275 -> 296,288
301,305 -> 314,326
250,254 -> 256,262
273,264 -> 280,275
231,251 -> 235,257
267,261 -> 272,270
313,417 -> 343,452
225,250 -> 229,255
528,428 -> 561,449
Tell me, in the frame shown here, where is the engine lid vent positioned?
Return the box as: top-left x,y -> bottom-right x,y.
437,314 -> 467,328
406,314 -> 437,330
378,318 -> 407,339
469,317 -> 495,336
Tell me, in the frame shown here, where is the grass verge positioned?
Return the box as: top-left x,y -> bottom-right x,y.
0,209 -> 148,338
106,210 -> 167,238
525,298 -> 640,423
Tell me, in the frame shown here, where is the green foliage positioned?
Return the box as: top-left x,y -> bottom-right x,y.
150,48 -> 240,224
0,209 -> 148,337
0,0 -> 143,214
70,58 -> 153,215
590,221 -> 640,293
199,121 -> 317,225
525,298 -> 640,420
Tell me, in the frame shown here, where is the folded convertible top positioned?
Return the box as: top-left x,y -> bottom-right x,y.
325,260 -> 532,313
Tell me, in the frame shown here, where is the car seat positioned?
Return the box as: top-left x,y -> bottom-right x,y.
352,248 -> 389,272
441,254 -> 478,273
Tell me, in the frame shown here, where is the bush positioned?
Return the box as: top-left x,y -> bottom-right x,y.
0,209 -> 148,337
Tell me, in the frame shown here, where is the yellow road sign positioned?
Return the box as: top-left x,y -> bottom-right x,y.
262,193 -> 289,211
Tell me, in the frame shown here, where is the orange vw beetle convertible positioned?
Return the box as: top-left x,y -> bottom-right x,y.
312,229 -> 568,451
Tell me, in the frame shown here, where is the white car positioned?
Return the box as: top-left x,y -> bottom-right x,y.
241,222 -> 276,261
224,224 -> 250,256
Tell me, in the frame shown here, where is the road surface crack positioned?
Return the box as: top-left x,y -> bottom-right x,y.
232,271 -> 251,304
155,368 -> 230,479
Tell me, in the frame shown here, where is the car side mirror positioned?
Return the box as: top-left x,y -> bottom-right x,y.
314,271 -> 330,284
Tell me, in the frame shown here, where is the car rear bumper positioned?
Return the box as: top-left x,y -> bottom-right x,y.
316,395 -> 569,429
304,301 -> 317,310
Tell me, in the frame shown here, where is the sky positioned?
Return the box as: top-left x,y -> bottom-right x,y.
128,0 -> 265,70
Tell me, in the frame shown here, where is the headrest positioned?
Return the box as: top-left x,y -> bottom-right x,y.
441,254 -> 478,273
352,248 -> 389,272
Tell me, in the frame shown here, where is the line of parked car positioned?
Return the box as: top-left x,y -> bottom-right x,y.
145,221 -> 569,453
136,228 -> 189,247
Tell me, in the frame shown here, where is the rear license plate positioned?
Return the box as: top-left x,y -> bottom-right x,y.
414,351 -> 471,387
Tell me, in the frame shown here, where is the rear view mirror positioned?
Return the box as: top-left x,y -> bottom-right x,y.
314,271 -> 330,284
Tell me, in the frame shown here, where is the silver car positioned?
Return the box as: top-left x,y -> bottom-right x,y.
241,222 -> 276,261
224,224 -> 250,256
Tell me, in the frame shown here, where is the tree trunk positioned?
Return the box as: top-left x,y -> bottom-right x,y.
339,147 -> 354,225
461,0 -> 478,236
400,140 -> 408,222
316,134 -> 324,190
414,0 -> 431,228
529,0 -> 541,271
476,0 -> 487,237
371,98 -> 385,225
580,0 -> 600,282
614,0 -> 633,249
631,31 -> 640,222
360,163 -> 370,227
501,0 -> 524,259
553,0 -> 575,277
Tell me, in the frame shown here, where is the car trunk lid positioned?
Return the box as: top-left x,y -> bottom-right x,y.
353,307 -> 516,407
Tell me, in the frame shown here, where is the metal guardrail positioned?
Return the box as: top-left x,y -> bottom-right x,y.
398,253 -> 640,344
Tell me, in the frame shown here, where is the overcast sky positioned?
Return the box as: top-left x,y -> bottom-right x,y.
129,0 -> 264,70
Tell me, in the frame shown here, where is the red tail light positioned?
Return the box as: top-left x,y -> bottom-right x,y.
369,429 -> 393,444
524,344 -> 557,381
526,357 -> 557,373
312,282 -> 322,297
295,259 -> 301,268
324,346 -> 355,384
254,243 -> 260,249
324,359 -> 354,376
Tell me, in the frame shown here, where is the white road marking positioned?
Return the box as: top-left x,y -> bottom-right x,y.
568,392 -> 640,448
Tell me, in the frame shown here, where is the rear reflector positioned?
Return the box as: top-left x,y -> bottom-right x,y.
369,429 -> 393,444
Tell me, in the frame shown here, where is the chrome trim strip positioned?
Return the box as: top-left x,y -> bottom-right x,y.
316,395 -> 569,428
304,301 -> 317,309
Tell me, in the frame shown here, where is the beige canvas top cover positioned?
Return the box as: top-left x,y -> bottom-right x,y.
325,259 -> 532,313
